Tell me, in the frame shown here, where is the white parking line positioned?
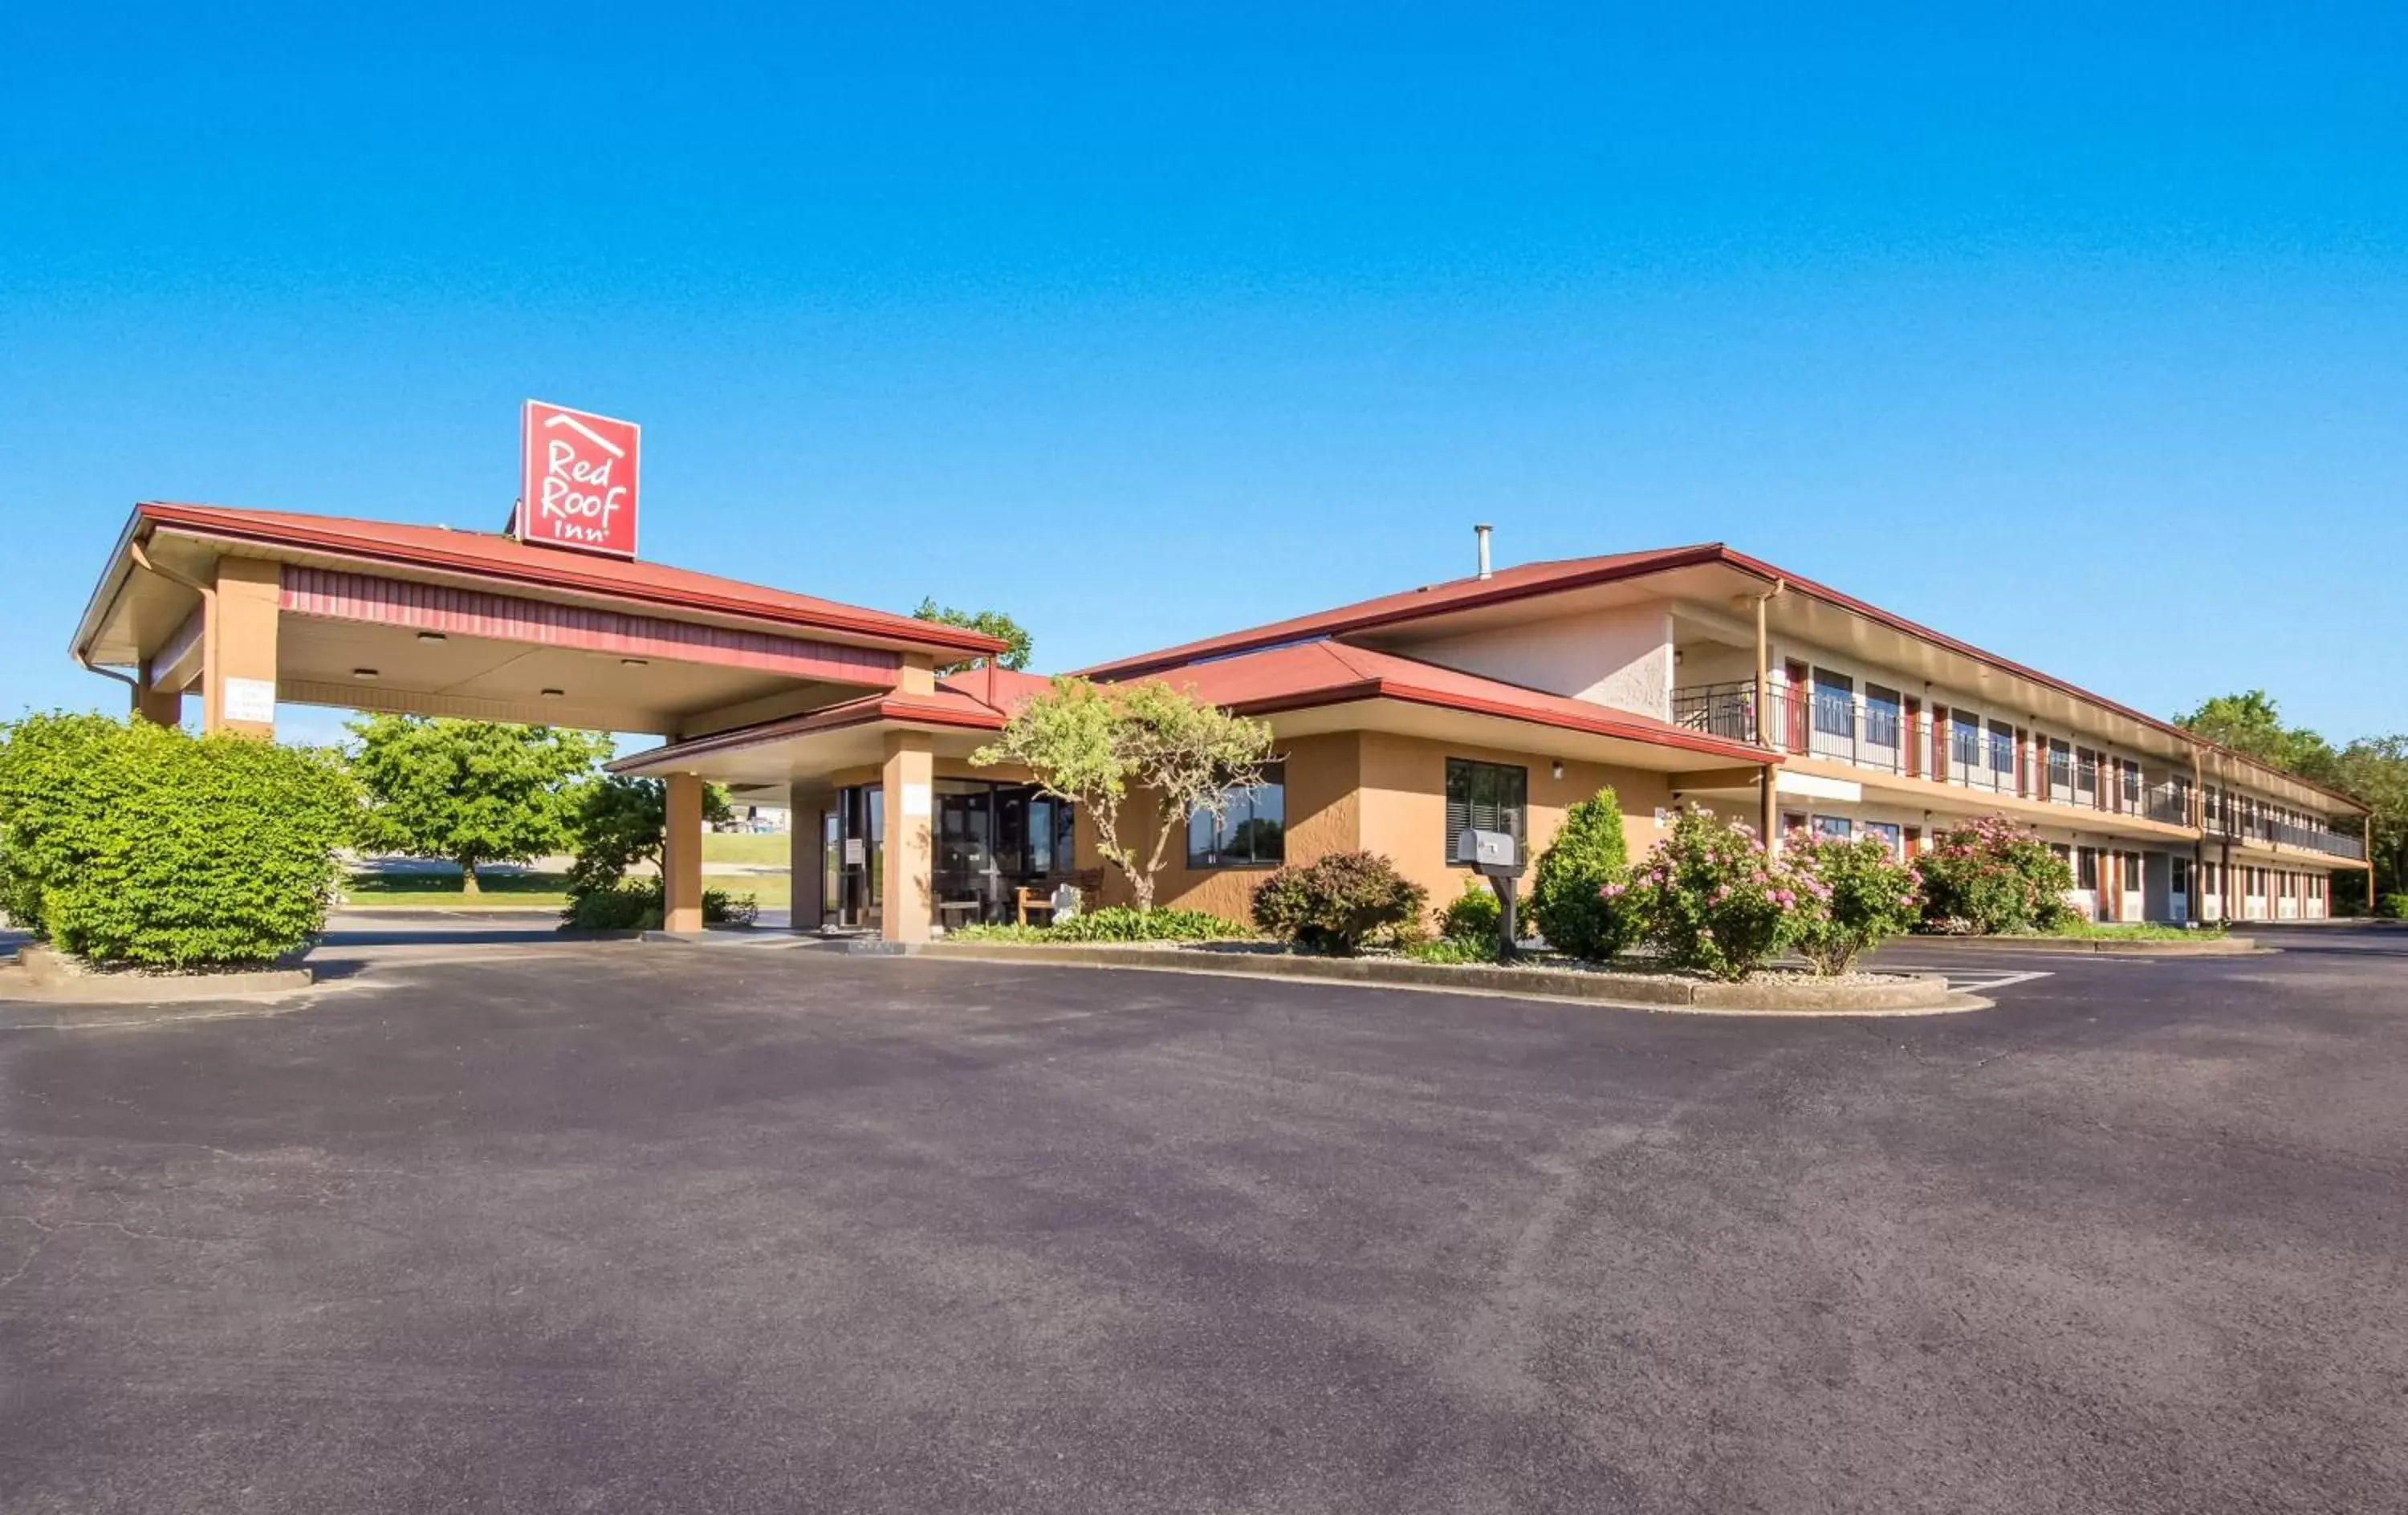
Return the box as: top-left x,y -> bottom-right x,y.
1880,965 -> 2055,993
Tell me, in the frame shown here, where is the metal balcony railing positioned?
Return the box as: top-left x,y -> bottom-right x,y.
2203,807 -> 2366,859
1670,680 -> 1760,745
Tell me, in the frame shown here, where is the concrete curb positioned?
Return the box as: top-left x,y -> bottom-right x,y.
906,941 -> 1961,1013
10,945 -> 313,1001
1920,934 -> 2260,956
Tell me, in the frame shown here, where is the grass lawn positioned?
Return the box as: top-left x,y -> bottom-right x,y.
2038,920 -> 2227,941
704,832 -> 791,866
343,870 -> 792,910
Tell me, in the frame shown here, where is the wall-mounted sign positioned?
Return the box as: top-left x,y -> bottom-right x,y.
517,400 -> 641,558
222,677 -> 277,725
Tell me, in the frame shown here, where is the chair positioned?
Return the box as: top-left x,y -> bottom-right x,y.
1015,887 -> 1056,927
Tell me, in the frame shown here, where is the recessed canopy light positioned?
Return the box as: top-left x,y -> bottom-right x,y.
620,657 -> 649,668
539,688 -> 565,698
352,668 -> 379,680
417,631 -> 448,643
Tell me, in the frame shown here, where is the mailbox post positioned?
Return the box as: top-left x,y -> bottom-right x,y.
1453,827 -> 1526,961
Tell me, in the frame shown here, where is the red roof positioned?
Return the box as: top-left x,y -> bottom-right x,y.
1078,543 -> 1727,680
128,501 -> 1005,656
1082,540 -> 2366,814
1129,640 -> 1773,766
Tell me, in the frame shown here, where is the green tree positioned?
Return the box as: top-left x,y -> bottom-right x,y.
563,774 -> 735,896
2329,737 -> 2408,900
2175,690 -> 2337,780
348,717 -> 611,894
913,599 -> 1034,675
1527,787 -> 1634,961
971,676 -> 1275,911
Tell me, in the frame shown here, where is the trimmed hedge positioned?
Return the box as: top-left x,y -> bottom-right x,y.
0,713 -> 355,967
559,880 -> 757,932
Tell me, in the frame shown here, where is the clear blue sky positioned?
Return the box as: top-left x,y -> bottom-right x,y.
4,2 -> 2402,748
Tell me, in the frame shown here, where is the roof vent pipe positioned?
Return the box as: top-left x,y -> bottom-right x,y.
1474,523 -> 1493,580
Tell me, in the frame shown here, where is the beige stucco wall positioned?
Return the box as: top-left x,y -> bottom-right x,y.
1090,732 -> 1363,920
1100,728 -> 1680,928
1354,731 -> 1677,921
1401,602 -> 1674,721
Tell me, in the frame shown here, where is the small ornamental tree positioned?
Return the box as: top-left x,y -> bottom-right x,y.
1617,806 -> 1795,981
1251,851 -> 1427,955
0,713 -> 355,966
972,676 -> 1275,912
1911,814 -> 2076,934
1527,787 -> 1635,961
1783,834 -> 1918,976
348,717 -> 612,894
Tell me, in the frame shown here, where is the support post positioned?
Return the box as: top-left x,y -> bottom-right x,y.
202,557 -> 281,737
663,773 -> 706,935
1753,592 -> 1772,751
131,668 -> 182,727
789,783 -> 828,933
1759,763 -> 1779,858
880,732 -> 934,943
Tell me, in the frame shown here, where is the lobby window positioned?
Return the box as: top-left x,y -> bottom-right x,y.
1187,763 -> 1285,867
1445,758 -> 1527,859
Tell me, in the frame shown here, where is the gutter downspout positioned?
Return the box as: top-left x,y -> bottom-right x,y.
130,539 -> 219,729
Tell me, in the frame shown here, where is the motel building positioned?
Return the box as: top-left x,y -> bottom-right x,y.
70,417 -> 2369,940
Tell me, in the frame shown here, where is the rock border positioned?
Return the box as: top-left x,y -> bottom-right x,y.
906,940 -> 1966,1013
7,944 -> 312,1001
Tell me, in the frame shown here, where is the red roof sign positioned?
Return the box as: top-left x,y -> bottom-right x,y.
517,400 -> 640,558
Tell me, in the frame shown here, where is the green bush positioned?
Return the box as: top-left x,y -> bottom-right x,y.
1251,851 -> 1428,955
1047,905 -> 1242,942
1783,834 -> 1918,976
0,713 -> 355,967
1404,934 -> 1496,965
949,906 -> 1244,944
1527,788 -> 1636,961
2380,894 -> 2408,921
1910,815 -> 2076,934
1438,878 -> 1502,944
1619,806 -> 1792,981
556,880 -> 755,932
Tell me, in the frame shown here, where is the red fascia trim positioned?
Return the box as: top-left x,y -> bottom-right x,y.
136,502 -> 1005,657
280,565 -> 904,686
1232,676 -> 1778,766
1080,542 -> 1736,679
607,694 -> 1004,772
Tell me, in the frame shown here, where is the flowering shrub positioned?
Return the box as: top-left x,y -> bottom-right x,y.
1911,815 -> 2075,934
1251,851 -> 1428,955
1615,807 -> 1796,981
1783,834 -> 1918,975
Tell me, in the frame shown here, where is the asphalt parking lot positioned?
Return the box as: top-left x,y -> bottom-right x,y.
4,924 -> 2404,1513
